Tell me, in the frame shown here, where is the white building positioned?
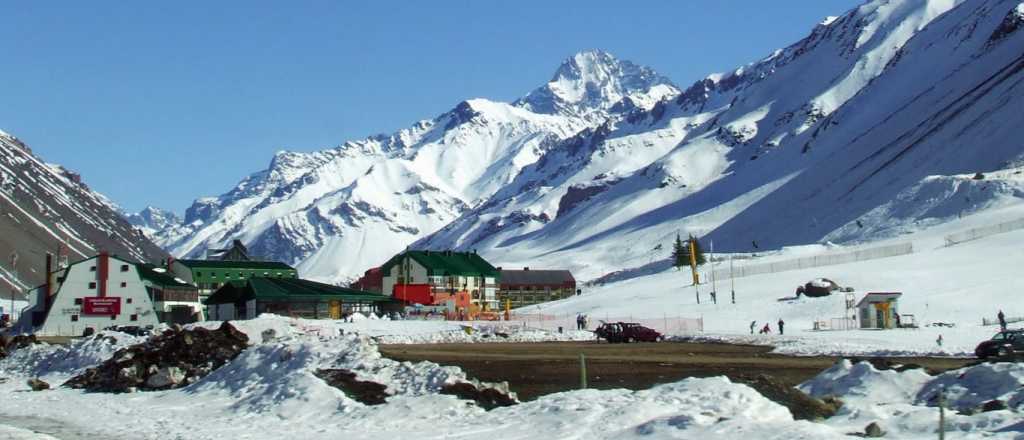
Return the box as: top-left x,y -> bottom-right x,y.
380,250 -> 500,315
857,292 -> 902,329
16,253 -> 174,336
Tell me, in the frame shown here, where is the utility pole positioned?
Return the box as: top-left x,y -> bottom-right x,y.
730,255 -> 736,304
938,386 -> 946,440
9,251 -> 17,325
710,239 -> 717,304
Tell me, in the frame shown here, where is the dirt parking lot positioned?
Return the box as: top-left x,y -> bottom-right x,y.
380,341 -> 972,401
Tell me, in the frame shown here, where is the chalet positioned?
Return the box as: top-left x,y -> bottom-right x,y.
857,292 -> 902,329
203,277 -> 395,320
16,253 -> 165,336
498,267 -> 577,308
380,250 -> 500,316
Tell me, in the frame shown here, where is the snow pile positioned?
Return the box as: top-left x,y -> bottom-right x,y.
0,331 -> 146,379
374,325 -> 595,344
917,362 -> 1024,411
799,360 -> 1024,437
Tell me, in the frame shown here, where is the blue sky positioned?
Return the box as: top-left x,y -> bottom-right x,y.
0,1 -> 862,214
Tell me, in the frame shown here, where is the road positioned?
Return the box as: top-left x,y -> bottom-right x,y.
380,341 -> 972,401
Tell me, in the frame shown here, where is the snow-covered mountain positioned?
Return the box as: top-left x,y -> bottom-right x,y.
0,131 -> 168,290
417,0 -> 1024,280
125,206 -> 181,238
153,50 -> 680,283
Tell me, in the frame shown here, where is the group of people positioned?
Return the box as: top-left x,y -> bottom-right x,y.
750,319 -> 784,335
575,314 -> 589,330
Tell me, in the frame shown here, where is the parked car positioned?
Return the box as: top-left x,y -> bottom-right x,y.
594,322 -> 663,343
974,329 -> 1024,359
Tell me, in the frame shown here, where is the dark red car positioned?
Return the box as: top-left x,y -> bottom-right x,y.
594,322 -> 663,343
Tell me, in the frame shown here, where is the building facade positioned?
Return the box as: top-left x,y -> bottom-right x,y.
136,263 -> 201,324
380,250 -> 500,315
204,277 -> 395,320
498,268 -> 577,308
18,253 -> 162,336
857,292 -> 902,329
170,259 -> 298,310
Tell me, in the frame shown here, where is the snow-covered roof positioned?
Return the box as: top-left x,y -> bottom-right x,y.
856,292 -> 902,308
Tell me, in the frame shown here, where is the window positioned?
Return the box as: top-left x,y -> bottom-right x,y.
126,298 -> 133,304
90,266 -> 96,272
71,315 -> 79,322
211,272 -> 217,277
88,282 -> 97,289
196,272 -> 203,277
74,298 -> 83,305
111,315 -> 117,320
120,281 -> 127,288
120,264 -> 129,272
130,314 -> 138,322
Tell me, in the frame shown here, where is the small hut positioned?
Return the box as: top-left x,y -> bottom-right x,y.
856,292 -> 902,329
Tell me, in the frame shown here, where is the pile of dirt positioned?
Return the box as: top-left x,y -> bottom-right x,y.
440,380 -> 518,410
733,374 -> 841,421
63,322 -> 249,392
0,334 -> 41,359
314,369 -> 391,405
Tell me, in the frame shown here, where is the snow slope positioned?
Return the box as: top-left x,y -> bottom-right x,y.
154,50 -> 678,284
418,0 -> 1024,282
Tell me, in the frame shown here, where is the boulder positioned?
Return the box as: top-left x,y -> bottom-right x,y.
64,322 -> 249,393
981,399 -> 1008,412
315,369 -> 390,405
440,380 -> 518,410
144,366 -> 185,389
733,374 -> 840,421
27,378 -> 50,391
864,421 -> 885,437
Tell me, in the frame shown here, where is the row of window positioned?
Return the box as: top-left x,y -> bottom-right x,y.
74,297 -> 133,305
195,271 -> 292,279
89,264 -> 132,272
86,281 -> 129,289
70,314 -> 138,322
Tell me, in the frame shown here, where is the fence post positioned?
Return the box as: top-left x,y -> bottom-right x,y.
579,353 -> 588,389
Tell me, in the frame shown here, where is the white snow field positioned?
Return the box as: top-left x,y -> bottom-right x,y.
1,314 -> 1022,439
530,203 -> 1024,357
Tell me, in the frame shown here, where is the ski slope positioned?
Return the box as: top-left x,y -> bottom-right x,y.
530,204 -> 1024,357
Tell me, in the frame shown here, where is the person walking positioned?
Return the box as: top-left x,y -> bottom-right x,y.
575,314 -> 582,330
998,310 -> 1007,331
761,323 -> 771,334
777,318 -> 785,335
750,320 -> 757,335
936,334 -> 943,347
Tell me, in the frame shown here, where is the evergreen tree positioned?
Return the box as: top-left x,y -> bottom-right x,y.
671,234 -> 687,270
682,235 -> 707,266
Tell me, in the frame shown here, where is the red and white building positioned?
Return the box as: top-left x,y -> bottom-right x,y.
16,253 -> 172,336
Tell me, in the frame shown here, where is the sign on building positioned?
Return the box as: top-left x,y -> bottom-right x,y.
82,297 -> 121,315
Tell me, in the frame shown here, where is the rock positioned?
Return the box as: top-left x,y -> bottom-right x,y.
145,366 -> 185,389
314,369 -> 390,405
63,322 -> 249,393
261,328 -> 277,343
981,399 -> 1008,412
733,374 -> 840,421
440,380 -> 518,410
864,422 -> 885,437
27,378 -> 50,391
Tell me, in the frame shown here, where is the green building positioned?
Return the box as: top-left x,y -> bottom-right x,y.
204,277 -> 397,320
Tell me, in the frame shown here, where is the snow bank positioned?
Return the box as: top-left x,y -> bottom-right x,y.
0,331 -> 146,379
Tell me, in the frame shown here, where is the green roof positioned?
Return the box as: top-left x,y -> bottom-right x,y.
176,259 -> 296,271
135,263 -> 195,288
204,277 -> 394,305
380,250 -> 499,277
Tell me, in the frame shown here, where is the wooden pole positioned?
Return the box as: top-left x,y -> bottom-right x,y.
579,353 -> 588,389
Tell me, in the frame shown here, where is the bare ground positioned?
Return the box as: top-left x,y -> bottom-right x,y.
380,341 -> 972,401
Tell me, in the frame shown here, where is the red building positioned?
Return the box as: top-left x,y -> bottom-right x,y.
351,267 -> 383,293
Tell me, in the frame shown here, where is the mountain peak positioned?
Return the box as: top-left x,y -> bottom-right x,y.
515,49 -> 677,118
